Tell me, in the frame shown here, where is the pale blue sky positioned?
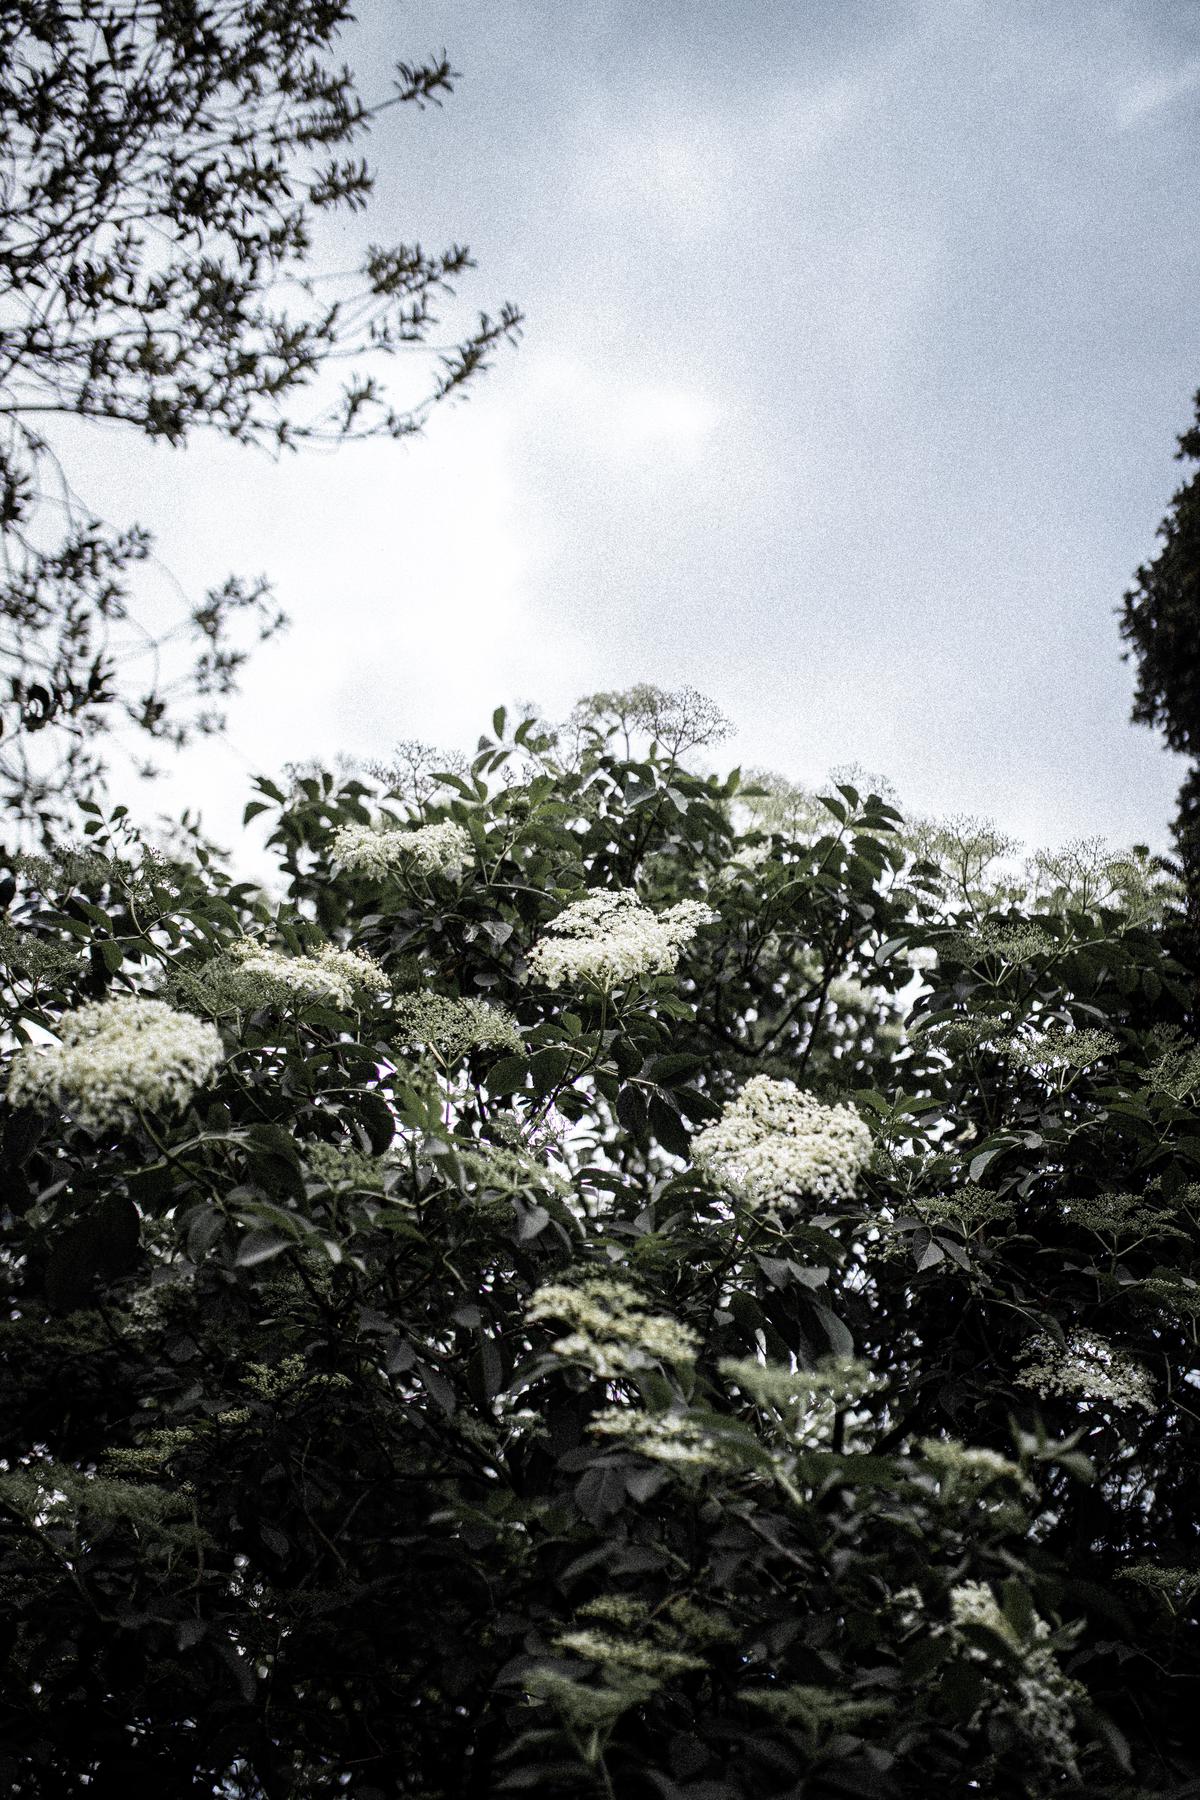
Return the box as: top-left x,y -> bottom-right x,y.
79,0 -> 1200,854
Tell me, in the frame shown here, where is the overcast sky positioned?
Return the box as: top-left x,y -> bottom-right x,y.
81,0 -> 1200,855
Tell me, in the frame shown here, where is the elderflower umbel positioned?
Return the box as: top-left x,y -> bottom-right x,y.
1016,1329 -> 1156,1413
1004,1026 -> 1117,1074
331,819 -> 472,881
188,939 -> 386,1013
528,1275 -> 699,1377
588,1407 -> 734,1471
391,991 -> 522,1062
692,1075 -> 872,1211
526,889 -> 715,990
948,1580 -> 1083,1780
7,995 -> 222,1132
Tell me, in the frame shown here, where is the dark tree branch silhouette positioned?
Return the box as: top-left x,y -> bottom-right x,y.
0,0 -> 522,833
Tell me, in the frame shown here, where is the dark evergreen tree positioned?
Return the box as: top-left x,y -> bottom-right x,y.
1120,391 -> 1200,926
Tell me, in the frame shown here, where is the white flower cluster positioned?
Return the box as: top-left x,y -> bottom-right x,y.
331,819 -> 473,881
1016,1329 -> 1156,1413
7,995 -> 223,1132
528,1275 -> 699,1377
526,889 -> 715,990
948,1580 -> 1083,1780
589,1407 -> 732,1471
391,991 -> 522,1062
553,1627 -> 702,1683
692,1075 -> 872,1211
948,1579 -> 1008,1635
191,939 -> 387,1013
528,1595 -> 709,1726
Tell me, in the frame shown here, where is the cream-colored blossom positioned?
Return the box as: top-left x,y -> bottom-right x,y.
183,939 -> 386,1013
528,1275 -> 698,1377
527,1593 -> 710,1726
452,1141 -> 570,1199
331,819 -> 472,880
527,889 -> 714,990
553,1628 -> 703,1680
1004,1026 -> 1117,1074
949,1579 -> 1011,1637
7,995 -> 222,1132
717,839 -> 775,885
1016,1330 -> 1155,1413
692,1075 -> 871,1210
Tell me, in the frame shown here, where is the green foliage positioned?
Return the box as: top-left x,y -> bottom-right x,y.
1,689 -> 1199,1796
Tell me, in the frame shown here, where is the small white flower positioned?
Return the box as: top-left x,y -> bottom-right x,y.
7,995 -> 223,1132
527,889 -> 715,990
1016,1330 -> 1155,1413
692,1075 -> 872,1211
331,819 -> 473,880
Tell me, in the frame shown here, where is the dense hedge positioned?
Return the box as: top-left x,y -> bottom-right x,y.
1,689 -> 1197,1798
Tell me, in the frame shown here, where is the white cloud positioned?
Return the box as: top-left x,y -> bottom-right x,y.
525,355 -> 720,466
1113,59 -> 1200,130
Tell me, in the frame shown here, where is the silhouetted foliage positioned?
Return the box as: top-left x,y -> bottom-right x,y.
0,0 -> 521,833
1120,391 -> 1200,914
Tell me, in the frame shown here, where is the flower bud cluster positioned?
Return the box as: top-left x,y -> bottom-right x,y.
527,889 -> 714,990
391,990 -> 522,1062
919,1438 -> 1029,1491
331,819 -> 473,880
692,1075 -> 872,1210
721,1354 -> 875,1450
7,995 -> 223,1132
453,1141 -> 570,1199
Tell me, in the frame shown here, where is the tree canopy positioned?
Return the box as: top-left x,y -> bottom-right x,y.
1,686 -> 1197,1797
0,0 -> 521,832
1120,390 -> 1200,904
